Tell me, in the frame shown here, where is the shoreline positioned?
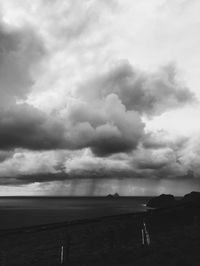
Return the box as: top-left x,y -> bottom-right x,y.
0,210 -> 146,236
0,203 -> 199,265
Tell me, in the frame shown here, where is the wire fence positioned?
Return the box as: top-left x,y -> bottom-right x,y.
0,213 -> 145,265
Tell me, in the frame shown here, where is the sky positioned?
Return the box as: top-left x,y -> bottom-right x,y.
0,0 -> 199,196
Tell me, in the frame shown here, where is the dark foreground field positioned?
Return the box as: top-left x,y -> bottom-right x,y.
0,202 -> 200,265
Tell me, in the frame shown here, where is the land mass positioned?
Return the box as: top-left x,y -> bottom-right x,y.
147,191 -> 200,208
106,193 -> 120,198
0,191 -> 200,265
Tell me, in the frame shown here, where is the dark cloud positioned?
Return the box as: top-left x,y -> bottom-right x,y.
0,22 -> 70,152
0,169 -> 137,186
89,120 -> 143,156
0,23 -> 145,156
0,104 -> 67,150
66,94 -> 145,156
0,151 -> 13,163
77,62 -> 195,116
132,149 -> 171,171
18,172 -> 69,185
68,61 -> 194,156
136,161 -> 167,170
0,22 -> 194,161
1,164 -> 195,186
0,140 -> 198,186
0,97 -> 144,155
90,135 -> 135,157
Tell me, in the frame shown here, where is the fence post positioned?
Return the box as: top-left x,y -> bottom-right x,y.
60,228 -> 71,265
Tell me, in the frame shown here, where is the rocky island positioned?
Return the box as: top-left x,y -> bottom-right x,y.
106,193 -> 120,198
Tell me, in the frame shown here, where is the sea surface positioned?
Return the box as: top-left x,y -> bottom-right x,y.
0,197 -> 150,229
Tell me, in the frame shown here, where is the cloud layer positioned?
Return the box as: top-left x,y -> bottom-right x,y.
77,62 -> 195,116
0,23 -> 44,107
0,0 -> 199,195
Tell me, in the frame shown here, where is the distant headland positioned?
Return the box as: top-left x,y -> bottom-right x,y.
106,193 -> 120,198
147,191 -> 200,209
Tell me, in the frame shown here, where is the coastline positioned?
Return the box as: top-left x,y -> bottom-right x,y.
0,210 -> 145,235
0,211 -> 145,265
0,201 -> 200,265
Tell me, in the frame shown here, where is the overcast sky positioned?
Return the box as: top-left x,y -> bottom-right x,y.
0,0 -> 199,196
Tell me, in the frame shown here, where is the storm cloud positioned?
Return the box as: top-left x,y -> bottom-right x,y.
77,62 -> 195,116
0,58 -> 195,157
0,0 -> 199,195
66,93 -> 145,156
0,5 -> 195,158
0,104 -> 68,150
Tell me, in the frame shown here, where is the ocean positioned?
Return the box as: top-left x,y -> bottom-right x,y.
0,197 -> 150,229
